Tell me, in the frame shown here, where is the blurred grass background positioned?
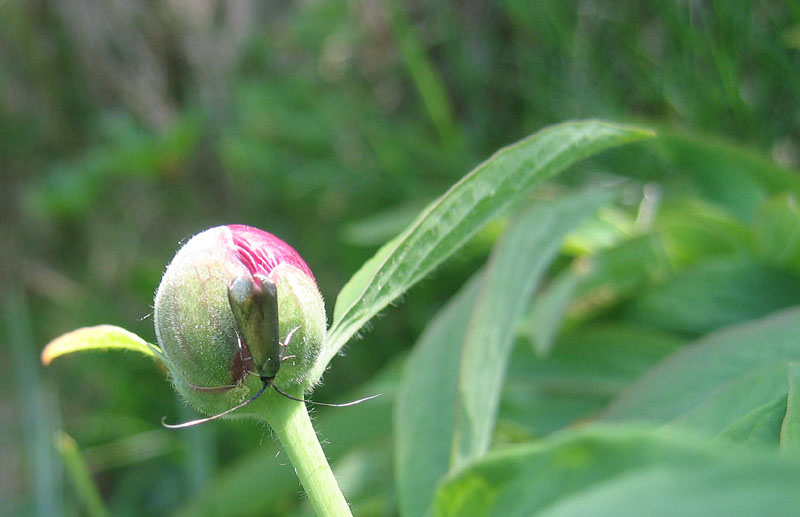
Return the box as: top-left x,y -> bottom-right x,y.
1,1 -> 798,515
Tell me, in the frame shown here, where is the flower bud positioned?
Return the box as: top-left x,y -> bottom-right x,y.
154,225 -> 326,416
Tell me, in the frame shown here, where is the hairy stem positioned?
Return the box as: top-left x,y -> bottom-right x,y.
261,395 -> 352,516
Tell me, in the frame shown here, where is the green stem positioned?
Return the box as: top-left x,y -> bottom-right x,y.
261,395 -> 352,517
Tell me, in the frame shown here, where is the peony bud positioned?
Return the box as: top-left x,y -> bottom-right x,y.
154,225 -> 326,417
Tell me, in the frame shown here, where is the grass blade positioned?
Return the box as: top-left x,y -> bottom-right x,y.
4,290 -> 62,517
57,432 -> 110,517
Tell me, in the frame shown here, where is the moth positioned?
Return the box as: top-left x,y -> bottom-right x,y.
163,274 -> 378,429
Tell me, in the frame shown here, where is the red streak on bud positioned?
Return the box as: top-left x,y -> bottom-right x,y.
228,224 -> 316,282
230,343 -> 253,386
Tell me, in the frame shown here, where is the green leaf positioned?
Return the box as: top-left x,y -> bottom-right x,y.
434,425 -> 800,517
503,324 -> 685,437
623,256 -> 800,336
536,455 -> 800,517
752,193 -> 800,273
318,120 -> 655,381
603,307 -> 800,440
452,187 -> 616,467
655,198 -> 750,269
526,234 -> 668,350
717,396 -> 786,449
780,362 -> 800,453
525,268 -> 583,355
575,234 -> 668,299
434,425 -> 722,517
667,364 -> 788,439
41,325 -> 161,366
395,187 -> 615,516
647,129 -> 800,220
395,272 -> 482,517
561,204 -> 636,255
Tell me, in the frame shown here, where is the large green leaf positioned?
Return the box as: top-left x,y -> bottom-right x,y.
395,272 -> 482,517
502,324 -> 685,438
316,120 -> 654,382
395,187 -> 614,516
452,188 -> 615,467
780,362 -> 800,452
434,425 -> 800,517
434,425 -> 719,516
667,364 -> 788,439
537,455 -> 800,517
622,256 -> 800,336
717,396 -> 786,449
603,307 -> 800,440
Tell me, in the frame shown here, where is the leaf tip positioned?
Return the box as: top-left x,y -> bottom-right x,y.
41,325 -> 104,366
40,347 -> 54,366
605,120 -> 657,140
41,330 -> 73,366
637,126 -> 658,139
41,324 -> 156,366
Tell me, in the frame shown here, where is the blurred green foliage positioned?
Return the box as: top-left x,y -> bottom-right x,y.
2,0 -> 799,515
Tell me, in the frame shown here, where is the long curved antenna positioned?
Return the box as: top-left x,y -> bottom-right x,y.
162,382 -> 269,429
271,384 -> 382,407
162,380 -> 383,429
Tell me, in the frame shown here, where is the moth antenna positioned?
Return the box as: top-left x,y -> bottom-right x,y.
163,377 -> 382,429
271,384 -> 382,407
162,382 -> 269,429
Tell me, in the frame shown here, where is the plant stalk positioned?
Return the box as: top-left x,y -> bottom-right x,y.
262,395 -> 352,517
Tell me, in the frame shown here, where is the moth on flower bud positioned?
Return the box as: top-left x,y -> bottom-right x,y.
227,274 -> 282,382
154,225 -> 327,425
155,225 -> 378,428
